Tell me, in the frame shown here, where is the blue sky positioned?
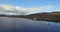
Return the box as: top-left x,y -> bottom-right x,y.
0,0 -> 60,15
0,0 -> 60,7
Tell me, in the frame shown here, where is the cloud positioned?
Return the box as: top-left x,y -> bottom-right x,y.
0,4 -> 14,11
15,5 -> 53,12
0,4 -> 54,15
15,5 -> 53,15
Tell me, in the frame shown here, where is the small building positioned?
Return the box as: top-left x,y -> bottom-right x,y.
34,18 -> 37,20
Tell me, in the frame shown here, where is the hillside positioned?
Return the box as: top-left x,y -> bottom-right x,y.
2,12 -> 60,22
26,12 -> 60,22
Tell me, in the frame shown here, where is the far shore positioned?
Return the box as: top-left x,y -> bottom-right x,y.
2,16 -> 60,23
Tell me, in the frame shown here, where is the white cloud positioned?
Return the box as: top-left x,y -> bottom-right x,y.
0,4 -> 14,11
15,6 -> 27,12
15,5 -> 53,12
0,4 -> 54,15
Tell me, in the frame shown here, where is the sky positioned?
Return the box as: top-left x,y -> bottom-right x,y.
0,0 -> 60,15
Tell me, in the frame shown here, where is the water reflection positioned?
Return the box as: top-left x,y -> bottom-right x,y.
0,17 -> 60,32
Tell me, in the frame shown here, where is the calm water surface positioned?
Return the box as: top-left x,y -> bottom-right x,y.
0,17 -> 60,32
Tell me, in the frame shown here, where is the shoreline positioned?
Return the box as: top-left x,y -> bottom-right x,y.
2,16 -> 60,23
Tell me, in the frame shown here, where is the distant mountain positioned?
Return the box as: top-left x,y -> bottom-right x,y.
0,14 -> 7,16
26,12 -> 60,22
0,12 -> 60,22
27,12 -> 49,16
28,12 -> 60,15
